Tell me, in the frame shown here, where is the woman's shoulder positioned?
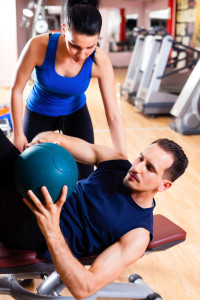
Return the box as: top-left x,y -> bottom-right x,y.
95,46 -> 110,64
92,46 -> 113,76
27,34 -> 50,65
29,33 -> 49,51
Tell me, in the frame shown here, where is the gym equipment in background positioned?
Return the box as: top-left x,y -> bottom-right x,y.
122,27 -> 200,117
0,119 -> 10,137
121,28 -> 169,104
0,214 -> 186,300
134,38 -> 200,116
135,31 -> 176,114
14,143 -> 78,203
21,0 -> 60,38
0,105 -> 12,137
159,41 -> 200,95
169,59 -> 200,135
134,32 -> 174,115
121,28 -> 148,103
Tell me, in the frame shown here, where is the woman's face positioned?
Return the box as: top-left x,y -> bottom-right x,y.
63,26 -> 99,63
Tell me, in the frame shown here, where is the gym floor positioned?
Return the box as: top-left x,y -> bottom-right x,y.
0,67 -> 200,299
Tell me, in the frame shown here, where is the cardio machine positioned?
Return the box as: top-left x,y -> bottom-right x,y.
121,28 -> 174,110
121,28 -> 149,103
134,38 -> 200,116
169,58 -> 200,135
122,27 -> 200,117
134,32 -> 175,115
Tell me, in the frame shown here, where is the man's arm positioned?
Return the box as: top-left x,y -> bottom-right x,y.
28,131 -> 127,166
24,187 -> 150,300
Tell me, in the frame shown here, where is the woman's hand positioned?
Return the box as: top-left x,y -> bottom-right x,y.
23,186 -> 67,240
13,133 -> 28,153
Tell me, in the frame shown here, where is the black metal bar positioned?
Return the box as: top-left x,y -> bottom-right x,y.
157,62 -> 195,79
173,41 -> 200,54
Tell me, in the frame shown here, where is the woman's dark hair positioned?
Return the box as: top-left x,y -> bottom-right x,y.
61,0 -> 102,36
151,138 -> 188,182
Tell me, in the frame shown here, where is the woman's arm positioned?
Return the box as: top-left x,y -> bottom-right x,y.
10,34 -> 49,152
92,48 -> 127,157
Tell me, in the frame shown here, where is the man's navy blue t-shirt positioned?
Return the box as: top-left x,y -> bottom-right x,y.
43,160 -> 155,260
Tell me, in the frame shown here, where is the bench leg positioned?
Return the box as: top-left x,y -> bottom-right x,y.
0,276 -> 12,295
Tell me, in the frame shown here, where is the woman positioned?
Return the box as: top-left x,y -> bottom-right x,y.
11,0 -> 127,179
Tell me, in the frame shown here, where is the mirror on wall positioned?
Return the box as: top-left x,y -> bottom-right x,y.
100,8 -> 138,53
149,9 -> 170,30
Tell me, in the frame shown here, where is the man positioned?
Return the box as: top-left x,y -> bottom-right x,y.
0,129 -> 188,300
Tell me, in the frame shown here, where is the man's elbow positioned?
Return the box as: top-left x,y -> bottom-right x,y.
71,278 -> 98,300
72,289 -> 95,300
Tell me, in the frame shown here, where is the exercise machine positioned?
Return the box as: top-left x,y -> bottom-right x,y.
0,214 -> 186,300
122,25 -> 200,117
134,33 -> 175,115
121,28 -> 167,104
169,59 -> 200,135
0,105 -> 12,137
135,38 -> 200,116
121,28 -> 148,102
0,118 -> 10,137
121,28 -> 170,103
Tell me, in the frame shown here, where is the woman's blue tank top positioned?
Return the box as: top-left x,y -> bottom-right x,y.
26,33 -> 94,116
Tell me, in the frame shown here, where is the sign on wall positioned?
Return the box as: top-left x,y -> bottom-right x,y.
175,0 -> 200,48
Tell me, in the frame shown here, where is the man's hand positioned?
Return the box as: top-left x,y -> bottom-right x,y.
25,131 -> 60,149
23,186 -> 67,240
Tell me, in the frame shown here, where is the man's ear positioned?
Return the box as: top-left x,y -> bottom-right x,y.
158,180 -> 172,192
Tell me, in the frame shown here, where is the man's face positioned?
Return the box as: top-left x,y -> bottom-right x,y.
123,143 -> 173,193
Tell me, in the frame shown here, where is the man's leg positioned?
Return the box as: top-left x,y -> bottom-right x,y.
0,129 -> 46,251
62,104 -> 94,180
0,128 -> 20,186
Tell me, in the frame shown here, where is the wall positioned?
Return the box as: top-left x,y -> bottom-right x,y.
0,0 -> 170,87
16,0 -> 31,57
101,0 -> 145,27
0,0 -> 18,87
143,0 -> 168,28
100,0 -> 168,28
100,0 -> 169,66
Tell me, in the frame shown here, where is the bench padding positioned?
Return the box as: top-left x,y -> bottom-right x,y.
148,214 -> 186,250
0,214 -> 186,269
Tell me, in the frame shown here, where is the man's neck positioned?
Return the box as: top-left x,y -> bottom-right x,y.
130,191 -> 155,209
